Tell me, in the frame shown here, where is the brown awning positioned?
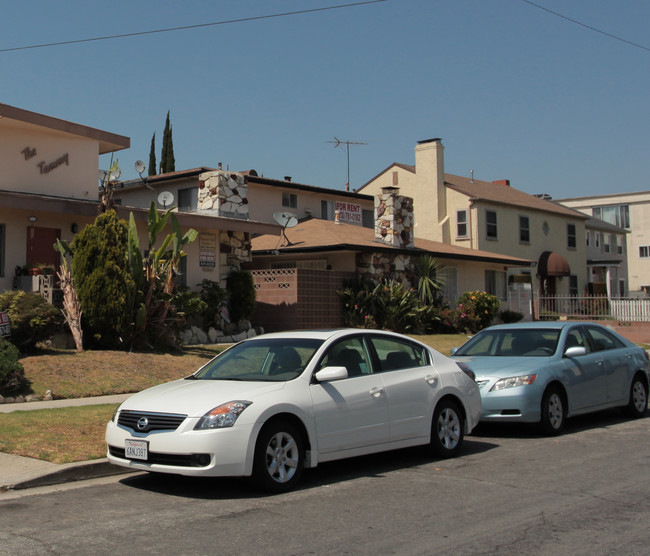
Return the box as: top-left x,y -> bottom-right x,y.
538,251 -> 570,277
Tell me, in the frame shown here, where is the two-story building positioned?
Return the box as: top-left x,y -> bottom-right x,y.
0,104 -> 278,298
358,138 -> 590,303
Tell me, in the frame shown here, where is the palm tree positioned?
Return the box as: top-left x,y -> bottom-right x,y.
410,255 -> 444,305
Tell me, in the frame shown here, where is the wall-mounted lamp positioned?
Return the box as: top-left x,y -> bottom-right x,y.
71,223 -> 78,233
28,216 -> 37,223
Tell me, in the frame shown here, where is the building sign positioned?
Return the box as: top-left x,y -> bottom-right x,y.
199,233 -> 216,270
0,311 -> 11,337
335,201 -> 362,224
21,146 -> 70,174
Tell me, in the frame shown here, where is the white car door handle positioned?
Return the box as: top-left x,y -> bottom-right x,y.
425,375 -> 438,386
369,387 -> 385,398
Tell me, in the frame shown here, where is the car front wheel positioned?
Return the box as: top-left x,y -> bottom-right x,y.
251,420 -> 304,493
539,386 -> 565,435
429,399 -> 464,457
624,373 -> 648,418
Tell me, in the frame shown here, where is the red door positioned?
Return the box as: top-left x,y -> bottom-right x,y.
26,226 -> 61,267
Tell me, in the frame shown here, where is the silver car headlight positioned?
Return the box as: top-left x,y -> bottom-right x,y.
490,374 -> 537,391
194,401 -> 252,430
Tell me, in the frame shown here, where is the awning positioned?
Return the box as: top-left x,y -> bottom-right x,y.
538,251 -> 570,277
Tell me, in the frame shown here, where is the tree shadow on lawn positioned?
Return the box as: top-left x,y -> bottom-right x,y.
119,436 -> 498,500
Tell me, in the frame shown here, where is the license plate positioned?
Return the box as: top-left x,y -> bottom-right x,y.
125,439 -> 148,460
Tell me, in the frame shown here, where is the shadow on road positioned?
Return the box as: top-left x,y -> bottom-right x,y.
119,436 -> 498,500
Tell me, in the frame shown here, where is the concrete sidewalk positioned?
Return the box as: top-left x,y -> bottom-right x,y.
0,394 -> 136,492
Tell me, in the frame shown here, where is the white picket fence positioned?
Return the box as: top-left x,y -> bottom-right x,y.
536,295 -> 650,322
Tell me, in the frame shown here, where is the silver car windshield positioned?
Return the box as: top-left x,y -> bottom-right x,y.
192,338 -> 324,381
455,329 -> 561,357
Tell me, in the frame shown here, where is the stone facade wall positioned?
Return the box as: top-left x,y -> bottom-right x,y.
375,188 -> 414,248
356,252 -> 413,288
198,170 -> 249,219
219,230 -> 252,286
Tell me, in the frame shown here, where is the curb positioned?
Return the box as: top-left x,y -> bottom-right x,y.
3,459 -> 137,492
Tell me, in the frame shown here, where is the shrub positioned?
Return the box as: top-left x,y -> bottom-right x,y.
0,337 -> 30,397
70,210 -> 135,348
338,276 -> 378,329
226,270 -> 256,324
454,291 -> 501,333
499,309 -> 524,323
198,279 -> 228,329
0,290 -> 61,352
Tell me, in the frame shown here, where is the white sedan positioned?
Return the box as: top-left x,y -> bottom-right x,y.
106,329 -> 481,492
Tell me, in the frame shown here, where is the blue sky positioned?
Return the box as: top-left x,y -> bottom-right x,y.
2,0 -> 649,199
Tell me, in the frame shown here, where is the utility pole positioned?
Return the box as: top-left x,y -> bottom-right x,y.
327,137 -> 367,191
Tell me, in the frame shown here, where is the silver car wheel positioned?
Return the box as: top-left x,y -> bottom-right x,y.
631,380 -> 647,414
437,407 -> 461,450
546,392 -> 563,429
265,431 -> 300,484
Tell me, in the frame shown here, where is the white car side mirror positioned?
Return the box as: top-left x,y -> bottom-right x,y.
314,366 -> 349,382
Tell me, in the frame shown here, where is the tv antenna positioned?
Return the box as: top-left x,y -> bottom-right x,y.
273,211 -> 299,246
327,137 -> 367,191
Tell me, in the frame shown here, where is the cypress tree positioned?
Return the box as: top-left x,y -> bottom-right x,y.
167,125 -> 175,173
148,132 -> 157,176
160,111 -> 173,173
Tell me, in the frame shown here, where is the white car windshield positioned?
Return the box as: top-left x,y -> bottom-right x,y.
455,329 -> 561,357
191,338 -> 324,381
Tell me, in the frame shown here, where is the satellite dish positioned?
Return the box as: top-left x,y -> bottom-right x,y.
157,191 -> 174,208
273,211 -> 299,228
134,160 -> 146,175
273,211 -> 298,246
98,169 -> 108,182
108,169 -> 122,181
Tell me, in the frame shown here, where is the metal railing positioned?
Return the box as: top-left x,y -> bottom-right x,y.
536,295 -> 650,322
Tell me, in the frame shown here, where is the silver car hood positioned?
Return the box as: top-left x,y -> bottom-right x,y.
118,378 -> 286,417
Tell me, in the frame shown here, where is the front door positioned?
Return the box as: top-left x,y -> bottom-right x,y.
26,226 -> 60,268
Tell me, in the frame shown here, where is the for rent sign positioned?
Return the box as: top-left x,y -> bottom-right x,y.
0,311 -> 10,337
335,201 -> 362,224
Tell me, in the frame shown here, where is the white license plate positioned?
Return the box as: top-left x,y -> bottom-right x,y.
125,439 -> 148,460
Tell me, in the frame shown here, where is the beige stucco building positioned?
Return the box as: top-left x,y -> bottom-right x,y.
0,104 -> 278,297
558,191 -> 645,295
358,138 -> 590,303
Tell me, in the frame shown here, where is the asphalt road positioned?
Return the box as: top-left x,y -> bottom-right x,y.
1,409 -> 649,555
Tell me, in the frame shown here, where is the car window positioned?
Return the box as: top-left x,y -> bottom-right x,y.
319,336 -> 372,377
564,328 -> 590,354
368,336 -> 429,372
585,327 -> 625,352
455,329 -> 560,357
195,338 -> 323,381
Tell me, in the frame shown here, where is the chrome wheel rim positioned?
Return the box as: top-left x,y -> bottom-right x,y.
265,431 -> 299,484
547,393 -> 563,429
632,381 -> 647,413
437,407 -> 461,449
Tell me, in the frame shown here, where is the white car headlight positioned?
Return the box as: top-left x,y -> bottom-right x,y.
194,401 -> 252,430
490,374 -> 537,392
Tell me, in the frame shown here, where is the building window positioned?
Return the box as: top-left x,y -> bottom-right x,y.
485,269 -> 507,300
178,187 -> 197,212
440,267 -> 458,306
619,279 -> 626,297
595,232 -> 601,248
519,215 -> 530,243
486,210 -> 497,239
639,246 -> 650,258
456,210 -> 467,238
569,275 -> 579,296
603,233 -> 611,253
283,192 -> 297,209
362,209 -> 374,228
617,235 -> 624,254
0,224 -> 4,277
592,205 -> 630,229
586,231 -> 591,247
567,223 -> 577,249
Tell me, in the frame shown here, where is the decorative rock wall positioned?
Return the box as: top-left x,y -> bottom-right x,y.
375,187 -> 414,248
219,230 -> 252,285
356,252 -> 413,288
198,170 -> 249,219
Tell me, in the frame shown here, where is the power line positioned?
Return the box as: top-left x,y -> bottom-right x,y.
0,1 -> 387,54
519,0 -> 650,53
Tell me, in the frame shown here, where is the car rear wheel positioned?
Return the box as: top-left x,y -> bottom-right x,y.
624,373 -> 648,418
539,386 -> 565,435
429,399 -> 464,457
251,420 -> 304,493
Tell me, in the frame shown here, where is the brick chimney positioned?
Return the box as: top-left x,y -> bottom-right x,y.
375,186 -> 414,248
492,179 -> 511,186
